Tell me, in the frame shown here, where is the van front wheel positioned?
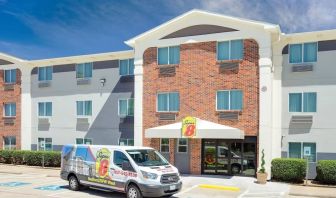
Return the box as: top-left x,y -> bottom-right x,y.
127,184 -> 142,198
68,175 -> 80,191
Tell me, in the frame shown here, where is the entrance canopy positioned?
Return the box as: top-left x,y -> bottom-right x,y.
145,118 -> 244,139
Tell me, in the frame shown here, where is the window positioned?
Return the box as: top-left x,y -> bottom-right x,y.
217,90 -> 243,111
288,142 -> 316,162
4,69 -> 16,84
3,136 -> 16,150
289,42 -> 317,63
160,138 -> 170,153
119,59 -> 134,76
38,66 -> 53,81
4,103 -> 16,117
119,138 -> 134,146
76,138 -> 92,145
38,102 -> 52,116
158,46 -> 180,65
113,151 -> 130,168
177,138 -> 188,153
38,138 -> 52,151
76,62 -> 92,79
289,92 -> 316,112
217,40 -> 244,61
118,99 -> 134,116
157,92 -> 179,112
76,101 -> 92,116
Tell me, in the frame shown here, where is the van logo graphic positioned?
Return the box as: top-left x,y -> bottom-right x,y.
96,148 -> 111,178
168,176 -> 175,181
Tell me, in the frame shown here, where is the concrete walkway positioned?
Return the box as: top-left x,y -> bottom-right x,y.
0,163 -> 60,177
289,185 -> 336,198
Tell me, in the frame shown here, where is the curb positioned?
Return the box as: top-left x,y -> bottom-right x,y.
0,163 -> 60,170
289,193 -> 336,198
198,184 -> 240,191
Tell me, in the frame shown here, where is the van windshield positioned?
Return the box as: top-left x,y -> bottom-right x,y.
126,149 -> 169,167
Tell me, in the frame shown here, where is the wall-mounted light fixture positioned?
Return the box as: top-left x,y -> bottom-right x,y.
100,78 -> 106,87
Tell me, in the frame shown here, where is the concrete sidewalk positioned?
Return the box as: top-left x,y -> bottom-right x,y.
289,185 -> 336,198
0,163 -> 60,177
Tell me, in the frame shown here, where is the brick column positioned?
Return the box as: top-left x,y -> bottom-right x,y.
189,138 -> 201,174
169,138 -> 175,165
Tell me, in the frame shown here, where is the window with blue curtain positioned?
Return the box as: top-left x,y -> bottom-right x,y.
303,42 -> 317,62
157,93 -> 168,111
157,92 -> 179,112
217,41 -> 230,60
158,47 -> 169,65
118,99 -> 134,116
217,40 -> 243,61
119,60 -> 129,76
289,142 -> 301,159
217,90 -> 242,110
118,99 -> 127,116
169,46 -> 180,64
38,66 -> 53,81
231,40 -> 243,60
289,44 -> 302,63
119,59 -> 134,76
303,92 -> 317,112
76,101 -> 92,116
289,92 -> 316,112
129,59 -> 134,75
4,103 -> 16,117
289,93 -> 302,112
38,102 -> 52,116
76,63 -> 92,79
4,69 -> 16,83
217,91 -> 229,110
158,46 -> 180,65
290,42 -> 317,63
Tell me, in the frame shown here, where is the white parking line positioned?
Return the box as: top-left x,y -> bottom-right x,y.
47,190 -> 70,197
174,184 -> 198,196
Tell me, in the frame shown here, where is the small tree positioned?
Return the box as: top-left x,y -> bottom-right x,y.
259,149 -> 266,173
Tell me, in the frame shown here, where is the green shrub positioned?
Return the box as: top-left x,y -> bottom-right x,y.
0,150 -> 61,167
271,158 -> 306,182
0,150 -> 12,163
316,160 -> 336,184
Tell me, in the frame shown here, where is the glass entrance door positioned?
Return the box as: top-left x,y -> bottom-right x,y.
201,139 -> 256,176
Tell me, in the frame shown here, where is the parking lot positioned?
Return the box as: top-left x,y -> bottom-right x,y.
0,164 -> 290,198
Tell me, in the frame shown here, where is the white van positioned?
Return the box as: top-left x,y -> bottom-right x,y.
60,144 -> 182,198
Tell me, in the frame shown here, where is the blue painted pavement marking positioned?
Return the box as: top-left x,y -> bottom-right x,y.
34,185 -> 63,191
0,182 -> 31,187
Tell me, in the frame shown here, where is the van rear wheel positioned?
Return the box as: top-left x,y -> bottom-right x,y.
127,184 -> 142,198
68,175 -> 80,191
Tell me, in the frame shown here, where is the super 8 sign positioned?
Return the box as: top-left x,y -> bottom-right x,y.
181,116 -> 196,138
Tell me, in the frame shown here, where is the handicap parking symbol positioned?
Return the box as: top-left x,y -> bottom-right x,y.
0,182 -> 31,187
35,185 -> 62,191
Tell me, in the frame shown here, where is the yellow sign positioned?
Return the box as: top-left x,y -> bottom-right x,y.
181,116 -> 197,138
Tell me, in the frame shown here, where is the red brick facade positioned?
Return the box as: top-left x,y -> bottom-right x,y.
0,69 -> 21,149
143,40 -> 259,174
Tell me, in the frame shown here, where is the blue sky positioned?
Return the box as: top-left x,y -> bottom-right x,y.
0,0 -> 335,60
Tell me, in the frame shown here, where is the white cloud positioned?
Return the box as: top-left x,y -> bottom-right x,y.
176,0 -> 336,33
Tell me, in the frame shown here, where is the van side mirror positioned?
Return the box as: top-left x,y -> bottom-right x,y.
122,161 -> 132,171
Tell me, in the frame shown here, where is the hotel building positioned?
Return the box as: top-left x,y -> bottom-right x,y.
0,10 -> 335,179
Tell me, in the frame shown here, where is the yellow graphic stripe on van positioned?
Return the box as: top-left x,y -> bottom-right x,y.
198,184 -> 240,191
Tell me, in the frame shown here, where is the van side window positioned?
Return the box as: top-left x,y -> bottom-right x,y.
113,151 -> 130,168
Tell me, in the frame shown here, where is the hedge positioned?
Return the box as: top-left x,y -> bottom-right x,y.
316,160 -> 336,184
0,150 -> 61,167
271,158 -> 306,182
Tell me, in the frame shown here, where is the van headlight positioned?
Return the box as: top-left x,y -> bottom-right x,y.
141,170 -> 158,180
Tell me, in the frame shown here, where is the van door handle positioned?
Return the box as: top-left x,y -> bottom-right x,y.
110,168 -> 115,170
